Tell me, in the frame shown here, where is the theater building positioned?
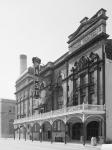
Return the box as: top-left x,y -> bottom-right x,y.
14,9 -> 112,143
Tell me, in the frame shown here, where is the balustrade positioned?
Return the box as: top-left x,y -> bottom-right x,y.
14,104 -> 105,124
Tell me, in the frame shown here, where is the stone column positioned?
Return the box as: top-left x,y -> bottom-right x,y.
51,124 -> 53,143
64,123 -> 67,144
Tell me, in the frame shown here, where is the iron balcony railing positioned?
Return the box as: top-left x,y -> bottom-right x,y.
14,104 -> 105,125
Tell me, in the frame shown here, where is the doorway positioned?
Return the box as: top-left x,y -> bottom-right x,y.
87,121 -> 99,140
72,123 -> 82,140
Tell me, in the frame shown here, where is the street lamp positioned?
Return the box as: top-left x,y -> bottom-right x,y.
40,128 -> 42,142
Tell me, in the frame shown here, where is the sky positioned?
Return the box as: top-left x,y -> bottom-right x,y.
0,0 -> 112,100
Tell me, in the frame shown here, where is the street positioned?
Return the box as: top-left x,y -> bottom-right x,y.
0,138 -> 101,150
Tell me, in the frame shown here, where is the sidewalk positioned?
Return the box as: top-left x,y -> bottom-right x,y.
0,138 -> 101,150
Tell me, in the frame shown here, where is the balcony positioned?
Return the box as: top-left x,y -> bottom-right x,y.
14,104 -> 105,125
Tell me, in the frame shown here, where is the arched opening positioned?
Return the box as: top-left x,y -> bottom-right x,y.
19,125 -> 26,140
32,123 -> 40,141
86,121 -> 99,140
52,119 -> 65,142
14,127 -> 20,139
8,119 -> 14,138
72,123 -> 83,140
26,124 -> 32,140
42,122 -> 51,141
22,126 -> 26,140
66,116 -> 82,142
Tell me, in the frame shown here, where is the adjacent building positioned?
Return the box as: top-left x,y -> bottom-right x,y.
0,98 -> 16,138
14,9 -> 112,143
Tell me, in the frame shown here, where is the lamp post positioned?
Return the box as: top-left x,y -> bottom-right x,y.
65,123 -> 67,144
40,128 -> 42,142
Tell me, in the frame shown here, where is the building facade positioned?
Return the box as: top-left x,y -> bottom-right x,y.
0,98 -> 16,138
14,9 -> 112,143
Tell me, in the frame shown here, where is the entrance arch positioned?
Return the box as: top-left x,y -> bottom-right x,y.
32,123 -> 40,141
52,119 -> 65,142
86,121 -> 99,140
42,121 -> 51,141
14,127 -> 20,139
72,123 -> 83,140
66,116 -> 82,142
19,125 -> 26,140
26,124 -> 32,140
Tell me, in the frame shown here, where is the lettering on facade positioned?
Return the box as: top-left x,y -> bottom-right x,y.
72,25 -> 103,51
32,57 -> 41,99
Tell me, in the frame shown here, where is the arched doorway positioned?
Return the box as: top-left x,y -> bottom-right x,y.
86,121 -> 99,140
32,123 -> 40,141
42,121 -> 51,141
72,123 -> 83,140
22,126 -> 26,140
52,119 -> 65,142
14,127 -> 19,139
66,116 -> 82,142
19,126 -> 26,140
26,124 -> 32,140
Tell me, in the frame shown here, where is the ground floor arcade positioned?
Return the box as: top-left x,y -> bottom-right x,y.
14,114 -> 105,144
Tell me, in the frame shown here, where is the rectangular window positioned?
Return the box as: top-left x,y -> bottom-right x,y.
53,121 -> 61,131
80,95 -> 86,104
89,71 -> 94,84
80,74 -> 86,86
58,120 -> 61,131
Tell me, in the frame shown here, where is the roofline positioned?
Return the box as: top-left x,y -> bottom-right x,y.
0,98 -> 16,102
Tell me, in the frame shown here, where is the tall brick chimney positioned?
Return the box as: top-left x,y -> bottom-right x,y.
20,54 -> 27,74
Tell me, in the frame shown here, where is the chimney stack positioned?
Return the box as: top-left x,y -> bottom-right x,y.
20,54 -> 27,74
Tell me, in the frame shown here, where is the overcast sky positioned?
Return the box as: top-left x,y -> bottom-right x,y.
0,0 -> 112,100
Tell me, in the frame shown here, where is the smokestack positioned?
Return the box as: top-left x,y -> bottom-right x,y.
20,54 -> 27,74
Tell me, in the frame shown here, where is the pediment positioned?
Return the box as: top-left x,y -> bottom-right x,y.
68,8 -> 107,44
68,17 -> 97,44
73,23 -> 90,37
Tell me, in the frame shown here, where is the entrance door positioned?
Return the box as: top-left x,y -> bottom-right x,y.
87,121 -> 99,140
72,123 -> 82,140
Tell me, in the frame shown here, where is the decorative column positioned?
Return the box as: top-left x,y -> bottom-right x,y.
88,68 -> 90,104
97,57 -> 100,105
32,127 -> 33,142
16,101 -> 18,119
27,89 -> 30,117
64,123 -> 67,144
13,129 -> 15,140
66,61 -> 69,107
51,124 -> 53,143
82,103 -> 86,146
72,67 -> 75,105
32,91 -> 33,115
20,99 -> 21,118
85,73 -> 88,104
25,128 -> 26,141
19,128 -> 20,140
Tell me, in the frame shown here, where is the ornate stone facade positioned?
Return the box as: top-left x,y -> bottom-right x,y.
14,8 -> 112,143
